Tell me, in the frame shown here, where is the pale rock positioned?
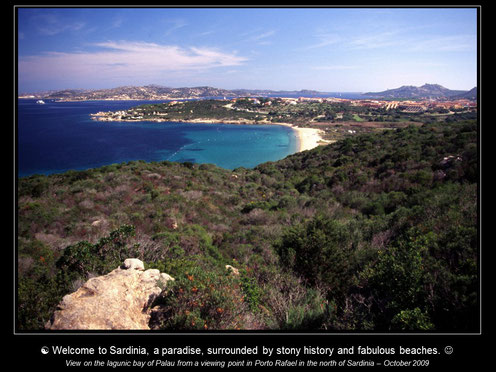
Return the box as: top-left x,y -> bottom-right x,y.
225,265 -> 240,276
46,259 -> 174,330
146,173 -> 162,180
91,218 -> 108,228
164,217 -> 178,230
123,258 -> 145,271
160,273 -> 175,283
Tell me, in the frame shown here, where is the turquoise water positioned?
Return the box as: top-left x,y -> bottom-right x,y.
17,99 -> 298,177
167,122 -> 297,167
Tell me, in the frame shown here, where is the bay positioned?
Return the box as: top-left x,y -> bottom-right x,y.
17,99 -> 298,177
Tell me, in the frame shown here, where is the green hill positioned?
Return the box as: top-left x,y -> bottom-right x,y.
365,84 -> 470,99
17,119 -> 478,332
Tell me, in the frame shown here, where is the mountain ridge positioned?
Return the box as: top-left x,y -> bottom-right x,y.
19,85 -> 321,100
19,83 -> 475,101
364,83 -> 475,99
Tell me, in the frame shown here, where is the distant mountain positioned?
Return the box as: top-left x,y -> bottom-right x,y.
364,84 -> 473,99
36,85 -> 238,101
20,83 -> 477,101
20,85 -> 328,101
451,87 -> 477,100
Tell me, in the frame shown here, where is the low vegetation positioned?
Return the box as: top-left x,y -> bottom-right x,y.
17,119 -> 478,331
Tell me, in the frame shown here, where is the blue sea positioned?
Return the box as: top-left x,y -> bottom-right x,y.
17,99 -> 298,178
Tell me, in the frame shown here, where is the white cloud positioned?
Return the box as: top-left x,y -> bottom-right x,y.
305,25 -> 475,55
18,41 -> 247,86
110,17 -> 124,29
30,12 -> 87,36
162,18 -> 188,36
249,30 -> 276,41
348,31 -> 401,50
311,65 -> 360,71
406,35 -> 476,53
304,33 -> 342,49
240,29 -> 276,45
38,21 -> 86,36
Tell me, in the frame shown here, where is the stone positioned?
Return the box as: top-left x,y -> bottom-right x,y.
160,273 -> 175,282
122,258 -> 145,271
225,265 -> 240,276
46,259 -> 174,330
146,173 -> 162,180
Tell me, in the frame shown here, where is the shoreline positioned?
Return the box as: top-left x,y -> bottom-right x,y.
274,123 -> 325,153
182,120 -> 326,153
91,113 -> 326,154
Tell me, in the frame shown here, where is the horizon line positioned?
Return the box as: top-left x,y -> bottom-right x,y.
18,82 -> 476,95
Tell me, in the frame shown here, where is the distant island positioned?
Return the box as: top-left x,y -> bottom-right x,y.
18,85 -> 323,102
19,83 -> 476,101
364,83 -> 477,100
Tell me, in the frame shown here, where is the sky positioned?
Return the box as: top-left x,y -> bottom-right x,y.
17,7 -> 478,93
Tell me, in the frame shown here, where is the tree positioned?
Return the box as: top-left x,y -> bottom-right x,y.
277,216 -> 354,304
361,232 -> 433,330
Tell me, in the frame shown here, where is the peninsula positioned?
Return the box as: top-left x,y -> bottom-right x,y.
18,85 -> 323,102
89,92 -> 477,152
90,98 -> 331,152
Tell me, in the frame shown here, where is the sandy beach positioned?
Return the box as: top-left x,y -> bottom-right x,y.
292,126 -> 326,152
274,123 -> 325,152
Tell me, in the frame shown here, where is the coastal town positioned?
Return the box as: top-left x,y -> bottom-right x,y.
20,83 -> 477,153
89,94 -> 477,151
90,95 -> 477,123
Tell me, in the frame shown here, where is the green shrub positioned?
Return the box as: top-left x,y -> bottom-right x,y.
276,215 -> 355,304
391,308 -> 434,331
280,288 -> 328,330
57,224 -> 138,276
18,225 -> 140,330
18,175 -> 50,198
150,266 -> 249,330
238,268 -> 263,312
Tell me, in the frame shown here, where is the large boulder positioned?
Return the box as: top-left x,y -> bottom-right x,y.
46,259 -> 174,330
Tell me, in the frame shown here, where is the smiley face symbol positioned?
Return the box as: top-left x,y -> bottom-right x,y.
444,346 -> 453,355
41,346 -> 49,355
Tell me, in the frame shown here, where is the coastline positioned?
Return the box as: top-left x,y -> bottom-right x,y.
292,126 -> 325,153
274,123 -> 325,153
91,112 -> 326,153
182,120 -> 326,153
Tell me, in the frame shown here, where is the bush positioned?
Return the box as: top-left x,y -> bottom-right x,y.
18,175 -> 50,198
280,288 -> 328,330
276,216 -> 355,304
391,308 -> 434,331
150,266 -> 249,330
238,268 -> 263,312
18,225 -> 140,330
56,225 -> 138,276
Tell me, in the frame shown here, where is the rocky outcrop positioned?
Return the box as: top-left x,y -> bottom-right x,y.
46,259 -> 174,330
225,265 -> 240,276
